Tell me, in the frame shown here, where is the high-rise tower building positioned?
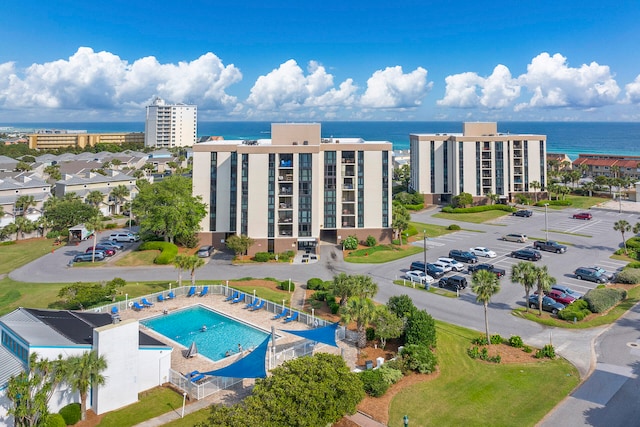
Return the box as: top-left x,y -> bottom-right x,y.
144,97 -> 197,148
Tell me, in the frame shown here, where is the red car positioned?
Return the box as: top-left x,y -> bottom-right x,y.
545,289 -> 576,305
572,212 -> 592,220
86,246 -> 115,257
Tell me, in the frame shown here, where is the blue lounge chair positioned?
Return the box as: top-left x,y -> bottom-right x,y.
231,293 -> 244,304
133,301 -> 145,311
141,298 -> 154,307
191,373 -> 205,383
284,311 -> 299,323
167,291 -> 175,299
273,308 -> 289,320
187,286 -> 196,297
199,286 -> 209,297
251,300 -> 265,311
225,290 -> 239,301
158,294 -> 165,302
111,306 -> 119,315
245,298 -> 259,309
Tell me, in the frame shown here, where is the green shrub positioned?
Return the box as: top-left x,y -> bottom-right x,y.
254,252 -> 273,262
522,345 -> 533,353
615,269 -> 640,284
584,287 -> 627,313
625,237 -> 640,250
403,203 -> 424,211
490,334 -> 503,345
46,230 -> 61,239
366,327 -> 376,341
365,235 -> 377,247
312,291 -> 327,301
401,344 -> 437,374
59,403 -> 81,425
343,235 -> 358,250
472,336 -> 489,346
138,241 -> 178,264
43,413 -> 66,427
384,357 -> 410,375
307,278 -> 325,290
279,280 -> 295,292
105,222 -> 118,229
378,364 -> 404,384
405,310 -> 437,349
441,205 -> 516,214
623,261 -> 640,269
508,335 -> 523,348
447,224 -> 461,230
534,200 -> 572,206
359,369 -> 389,397
328,300 -> 340,314
535,344 -> 556,359
557,299 -> 591,322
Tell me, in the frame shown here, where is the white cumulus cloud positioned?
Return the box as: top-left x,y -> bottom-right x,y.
0,47 -> 242,114
246,59 -> 357,111
437,65 -> 520,109
624,75 -> 640,104
515,52 -> 620,111
360,66 -> 431,108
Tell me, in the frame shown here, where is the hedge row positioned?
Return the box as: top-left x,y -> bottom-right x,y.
625,237 -> 640,250
307,278 -> 332,291
534,200 -> 572,206
138,241 -> 179,264
441,205 -> 516,214
615,269 -> 640,284
584,288 -> 627,313
558,299 -> 592,321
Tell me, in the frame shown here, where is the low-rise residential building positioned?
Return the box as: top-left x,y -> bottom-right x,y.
410,122 -> 547,204
573,154 -> 640,179
54,171 -> 137,216
192,123 -> 393,254
0,174 -> 50,231
28,131 -> 144,150
0,308 -> 171,424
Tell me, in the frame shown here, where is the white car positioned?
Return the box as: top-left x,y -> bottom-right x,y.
431,261 -> 452,273
470,247 -> 497,258
437,257 -> 466,272
404,270 -> 435,285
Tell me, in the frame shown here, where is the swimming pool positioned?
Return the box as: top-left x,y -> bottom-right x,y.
141,305 -> 270,362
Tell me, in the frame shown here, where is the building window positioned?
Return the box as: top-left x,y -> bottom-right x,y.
298,153 -> 312,237
229,152 -> 237,232
241,154 -> 249,236
324,151 -> 337,228
2,330 -> 28,363
357,151 -> 364,227
524,140 -> 529,191
443,143 -> 449,193
382,151 -> 389,228
430,141 -> 435,192
476,141 -> 481,195
495,141 -> 504,195
540,140 -> 546,189
268,154 -> 275,238
209,152 -> 217,231
458,142 -> 464,194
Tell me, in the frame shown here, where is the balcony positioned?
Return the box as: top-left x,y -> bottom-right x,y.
279,184 -> 293,195
341,217 -> 355,228
482,153 -> 492,159
279,225 -> 293,236
342,165 -> 355,176
278,174 -> 294,182
278,215 -> 293,224
342,204 -> 355,215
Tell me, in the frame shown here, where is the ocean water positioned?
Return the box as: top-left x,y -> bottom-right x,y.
4,121 -> 640,160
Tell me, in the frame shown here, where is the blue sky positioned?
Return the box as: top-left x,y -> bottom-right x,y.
1,0 -> 639,122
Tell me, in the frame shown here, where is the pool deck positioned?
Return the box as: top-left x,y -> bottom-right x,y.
118,293 -> 358,379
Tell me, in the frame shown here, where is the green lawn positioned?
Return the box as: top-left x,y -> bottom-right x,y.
344,245 -> 423,263
98,387 -> 185,427
0,238 -> 61,275
546,195 -> 608,210
114,249 -> 161,266
388,322 -> 580,426
393,279 -> 458,298
408,221 -> 456,238
164,409 -> 210,426
432,210 -> 510,224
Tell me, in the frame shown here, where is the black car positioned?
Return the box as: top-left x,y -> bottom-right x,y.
448,249 -> 478,264
574,267 -> 608,283
512,209 -> 533,217
528,295 -> 565,314
409,261 -> 445,279
510,249 -> 542,261
467,263 -> 506,278
438,275 -> 468,291
533,240 -> 567,254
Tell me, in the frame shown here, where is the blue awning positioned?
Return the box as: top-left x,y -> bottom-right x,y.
200,335 -> 270,379
281,322 -> 339,347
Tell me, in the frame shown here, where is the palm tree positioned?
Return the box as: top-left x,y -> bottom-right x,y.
471,269 -> 501,344
581,181 -> 596,197
332,273 -> 355,307
534,266 -> 557,316
13,195 -> 37,240
511,261 -> 538,312
529,181 -> 541,202
633,222 -> 640,236
185,255 -> 205,285
84,215 -> 104,263
15,195 -> 36,216
65,350 -> 107,421
351,275 -> 379,300
614,219 -> 631,255
44,164 -> 62,181
173,254 -> 192,287
340,296 -> 377,348
110,185 -> 130,215
85,190 -> 105,209
13,216 -> 35,241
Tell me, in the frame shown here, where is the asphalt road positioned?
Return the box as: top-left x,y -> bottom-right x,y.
10,204 -> 640,424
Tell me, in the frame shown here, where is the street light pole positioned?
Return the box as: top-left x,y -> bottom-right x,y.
181,392 -> 187,418
423,229 -> 427,268
544,203 -> 549,241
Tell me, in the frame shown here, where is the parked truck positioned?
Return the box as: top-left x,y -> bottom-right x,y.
467,263 -> 506,278
533,240 -> 567,254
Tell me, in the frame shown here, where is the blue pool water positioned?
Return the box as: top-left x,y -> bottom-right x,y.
141,305 -> 270,362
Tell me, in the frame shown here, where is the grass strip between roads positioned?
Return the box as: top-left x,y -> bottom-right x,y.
389,321 -> 580,426
432,210 -> 511,224
0,238 -> 62,275
393,279 -> 458,298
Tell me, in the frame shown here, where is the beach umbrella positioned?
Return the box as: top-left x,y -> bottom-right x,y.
186,341 -> 198,358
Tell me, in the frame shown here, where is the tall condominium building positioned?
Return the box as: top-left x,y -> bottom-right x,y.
410,122 -> 547,204
192,123 -> 393,254
144,97 -> 197,148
